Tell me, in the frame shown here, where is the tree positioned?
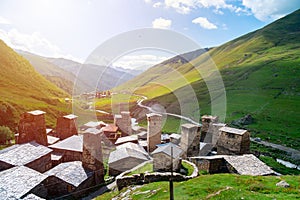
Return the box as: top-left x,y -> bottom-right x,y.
0,126 -> 14,144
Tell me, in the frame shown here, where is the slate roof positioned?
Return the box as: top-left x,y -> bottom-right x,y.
115,135 -> 138,145
47,135 -> 60,145
146,113 -> 162,118
0,142 -> 52,166
219,127 -> 247,135
44,161 -> 89,187
84,127 -> 102,135
23,194 -> 45,200
0,166 -> 47,199
102,124 -> 118,133
151,143 -> 183,159
170,133 -> 181,140
49,135 -> 83,152
224,154 -> 275,176
83,121 -> 106,128
116,142 -> 149,157
63,114 -> 78,119
27,110 -> 45,116
108,148 -> 149,164
181,123 -> 200,129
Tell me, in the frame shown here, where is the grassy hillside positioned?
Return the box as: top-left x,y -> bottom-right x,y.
0,40 -> 71,130
114,9 -> 300,150
18,51 -> 89,94
96,174 -> 300,200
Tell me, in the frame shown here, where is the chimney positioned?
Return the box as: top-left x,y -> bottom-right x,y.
146,113 -> 162,152
18,110 -> 47,146
82,128 -> 104,184
56,114 -> 78,140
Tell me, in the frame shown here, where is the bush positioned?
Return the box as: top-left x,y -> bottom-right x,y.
0,126 -> 14,144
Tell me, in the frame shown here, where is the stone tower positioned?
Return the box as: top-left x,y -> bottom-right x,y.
82,128 -> 104,184
56,114 -> 78,140
146,113 -> 162,152
180,123 -> 201,158
216,126 -> 250,155
18,110 -> 47,146
201,115 -> 219,142
114,111 -> 132,136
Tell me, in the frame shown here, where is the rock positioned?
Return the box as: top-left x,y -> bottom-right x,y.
276,180 -> 290,188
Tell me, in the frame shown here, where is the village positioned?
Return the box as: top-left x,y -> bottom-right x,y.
0,106 -> 277,199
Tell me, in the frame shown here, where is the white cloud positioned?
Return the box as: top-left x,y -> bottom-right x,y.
113,54 -> 170,70
152,17 -> 172,29
0,28 -> 82,63
242,0 -> 300,22
153,2 -> 163,8
163,0 -> 237,14
192,17 -> 217,30
0,16 -> 11,25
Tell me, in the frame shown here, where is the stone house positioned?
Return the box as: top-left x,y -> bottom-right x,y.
56,114 -> 78,140
39,161 -> 95,199
146,113 -> 162,152
18,110 -> 48,146
170,133 -> 181,145
0,166 -> 48,199
0,141 -> 52,173
210,123 -> 227,146
108,146 -> 150,176
151,143 -> 183,172
116,142 -> 149,157
216,127 -> 250,155
180,123 -> 201,158
101,124 -> 120,142
49,135 -> 83,164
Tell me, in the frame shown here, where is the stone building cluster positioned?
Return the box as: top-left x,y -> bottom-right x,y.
0,108 -> 275,198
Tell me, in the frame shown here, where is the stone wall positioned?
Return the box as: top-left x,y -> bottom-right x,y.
188,157 -> 228,174
116,160 -> 198,191
211,123 -> 226,146
153,153 -> 181,172
146,113 -> 162,152
18,111 -> 47,146
26,154 -> 52,173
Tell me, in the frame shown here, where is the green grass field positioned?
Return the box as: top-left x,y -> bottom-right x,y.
96,174 -> 300,200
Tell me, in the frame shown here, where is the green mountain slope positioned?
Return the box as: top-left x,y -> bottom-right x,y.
0,40 -> 71,130
115,9 -> 300,149
17,51 -> 90,94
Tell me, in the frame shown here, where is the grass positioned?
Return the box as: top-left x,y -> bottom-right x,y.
181,161 -> 195,176
128,163 -> 153,175
95,174 -> 300,200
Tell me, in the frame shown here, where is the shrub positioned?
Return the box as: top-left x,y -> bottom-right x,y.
0,126 -> 14,144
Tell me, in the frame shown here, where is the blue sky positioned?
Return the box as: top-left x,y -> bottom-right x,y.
0,0 -> 299,69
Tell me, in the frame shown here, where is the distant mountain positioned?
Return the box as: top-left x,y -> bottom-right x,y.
0,40 -> 71,130
46,58 -> 136,92
115,9 -> 300,149
17,50 -> 89,94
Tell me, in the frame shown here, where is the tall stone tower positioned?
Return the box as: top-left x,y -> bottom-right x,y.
201,115 -> 219,142
18,110 -> 47,146
114,111 -> 132,136
56,114 -> 78,140
180,123 -> 201,158
146,113 -> 162,152
82,128 -> 104,184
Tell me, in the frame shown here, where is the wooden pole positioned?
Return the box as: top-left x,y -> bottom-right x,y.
170,146 -> 174,200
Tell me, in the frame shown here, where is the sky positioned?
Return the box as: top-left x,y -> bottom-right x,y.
0,0 -> 299,69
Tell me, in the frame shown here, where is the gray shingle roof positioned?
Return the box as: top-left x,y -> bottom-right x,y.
23,194 -> 45,200
115,135 -> 138,145
0,166 -> 47,199
108,148 -> 149,164
49,135 -> 83,152
116,142 -> 148,156
219,127 -> 247,135
151,143 -> 183,158
0,142 -> 52,166
44,161 -> 89,187
224,154 -> 275,176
